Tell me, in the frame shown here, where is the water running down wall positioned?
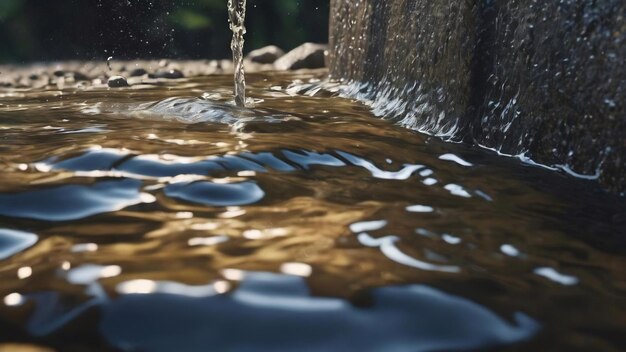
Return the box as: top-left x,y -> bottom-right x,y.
328,0 -> 625,194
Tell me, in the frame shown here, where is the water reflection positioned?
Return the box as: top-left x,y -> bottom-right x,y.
336,151 -> 423,180
98,272 -> 538,352
534,267 -> 579,286
444,184 -> 472,198
0,229 -> 38,260
44,147 -> 435,183
406,205 -> 434,213
356,233 -> 461,273
117,279 -> 226,297
0,72 -> 624,351
3,293 -> 24,307
71,243 -> 99,253
11,271 -> 536,350
501,244 -> 521,257
0,179 -> 153,221
188,236 -> 230,247
17,266 -> 32,279
131,97 -> 299,126
349,220 -> 388,233
164,181 -> 265,207
66,264 -> 123,285
439,153 -> 474,167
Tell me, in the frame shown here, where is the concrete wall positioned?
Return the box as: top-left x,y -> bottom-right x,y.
329,0 -> 625,193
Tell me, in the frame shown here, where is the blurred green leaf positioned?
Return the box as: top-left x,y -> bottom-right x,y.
0,0 -> 24,21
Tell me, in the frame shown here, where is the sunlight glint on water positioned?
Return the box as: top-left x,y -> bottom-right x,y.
0,71 -> 624,351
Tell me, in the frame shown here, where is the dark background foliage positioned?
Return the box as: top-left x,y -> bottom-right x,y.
0,0 -> 329,63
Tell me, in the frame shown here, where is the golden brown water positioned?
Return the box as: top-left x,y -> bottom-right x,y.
0,70 -> 625,351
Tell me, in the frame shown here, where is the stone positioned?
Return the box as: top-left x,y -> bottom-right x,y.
274,43 -> 328,70
328,0 -> 625,194
218,60 -> 233,72
107,75 -> 129,88
129,68 -> 148,77
17,77 -> 32,88
152,69 -> 184,79
247,45 -> 285,64
71,71 -> 89,81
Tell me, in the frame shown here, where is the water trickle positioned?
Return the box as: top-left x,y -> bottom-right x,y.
228,0 -> 247,107
106,56 -> 114,71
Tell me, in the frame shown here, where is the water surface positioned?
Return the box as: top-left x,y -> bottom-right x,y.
0,70 -> 625,351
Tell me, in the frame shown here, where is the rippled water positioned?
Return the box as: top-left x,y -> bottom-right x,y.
0,70 -> 625,351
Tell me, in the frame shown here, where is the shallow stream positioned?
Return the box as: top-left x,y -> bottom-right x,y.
0,70 -> 624,351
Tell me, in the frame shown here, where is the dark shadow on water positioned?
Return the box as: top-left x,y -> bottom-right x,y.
22,272 -> 538,352
0,179 -> 147,222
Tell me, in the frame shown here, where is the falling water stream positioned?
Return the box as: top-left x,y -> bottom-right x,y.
228,0 -> 247,107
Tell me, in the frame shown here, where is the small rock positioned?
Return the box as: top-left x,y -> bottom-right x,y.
107,75 -> 129,88
55,77 -> 66,90
129,68 -> 148,77
152,69 -> 184,79
17,77 -> 32,88
274,43 -> 328,70
247,45 -> 285,64
71,71 -> 89,81
31,78 -> 49,89
219,60 -> 233,72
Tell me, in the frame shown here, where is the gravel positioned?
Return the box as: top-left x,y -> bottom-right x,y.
0,43 -> 329,90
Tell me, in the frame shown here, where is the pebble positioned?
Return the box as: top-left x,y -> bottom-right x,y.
72,71 -> 89,81
152,69 -> 184,79
247,45 -> 285,64
0,46 -> 321,91
274,43 -> 328,70
107,75 -> 129,88
129,68 -> 148,77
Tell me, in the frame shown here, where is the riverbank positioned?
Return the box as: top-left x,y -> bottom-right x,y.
0,43 -> 327,90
